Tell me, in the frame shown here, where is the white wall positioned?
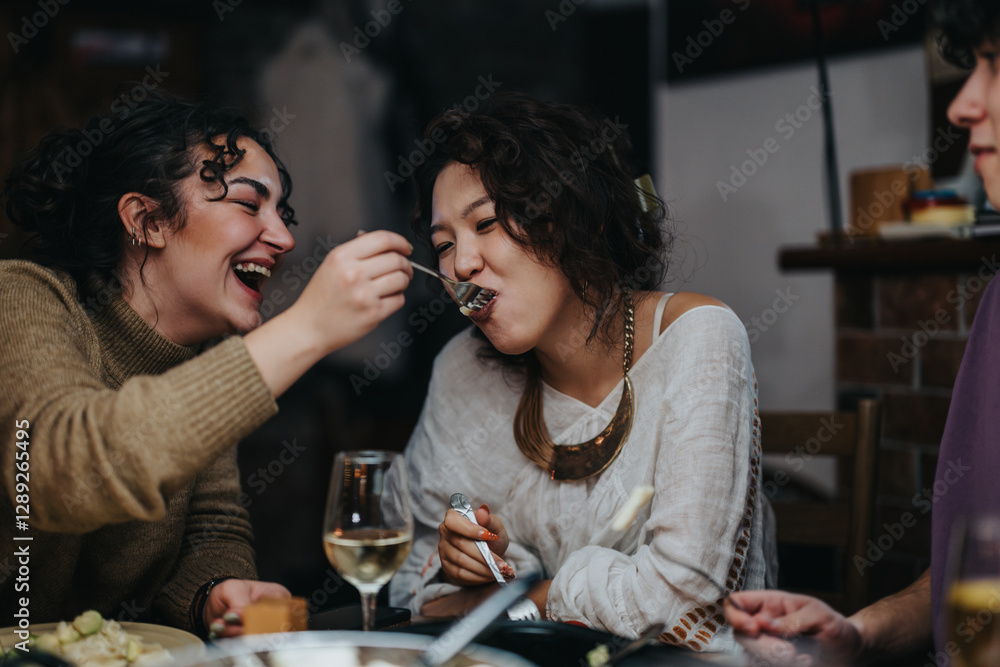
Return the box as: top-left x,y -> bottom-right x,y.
655,45 -> 930,412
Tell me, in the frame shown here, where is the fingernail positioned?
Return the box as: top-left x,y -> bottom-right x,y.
479,528 -> 499,541
356,229 -> 366,237
208,631 -> 218,640
223,612 -> 241,624
499,562 -> 515,580
479,503 -> 490,513
408,242 -> 414,252
210,622 -> 226,634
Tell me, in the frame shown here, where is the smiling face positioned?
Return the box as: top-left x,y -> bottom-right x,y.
142,138 -> 295,344
430,161 -> 579,356
949,40 -> 1000,207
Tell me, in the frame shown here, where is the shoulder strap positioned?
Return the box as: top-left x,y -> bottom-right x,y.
652,292 -> 675,336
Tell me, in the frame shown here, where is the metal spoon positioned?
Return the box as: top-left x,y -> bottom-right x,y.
450,493 -> 508,587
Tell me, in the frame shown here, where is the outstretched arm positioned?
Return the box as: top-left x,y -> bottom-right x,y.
725,569 -> 931,665
851,568 -> 931,661
244,230 -> 411,397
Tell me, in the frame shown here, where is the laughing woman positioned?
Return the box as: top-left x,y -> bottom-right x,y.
0,92 -> 411,636
390,93 -> 776,653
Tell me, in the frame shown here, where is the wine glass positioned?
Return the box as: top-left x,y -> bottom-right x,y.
945,515 -> 1000,666
322,450 -> 413,632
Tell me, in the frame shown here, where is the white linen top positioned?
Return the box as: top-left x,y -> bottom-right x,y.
389,294 -> 776,652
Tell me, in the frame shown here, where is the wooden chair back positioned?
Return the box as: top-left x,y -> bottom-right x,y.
759,398 -> 882,614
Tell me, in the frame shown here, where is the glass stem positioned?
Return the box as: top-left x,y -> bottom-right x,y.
360,591 -> 378,632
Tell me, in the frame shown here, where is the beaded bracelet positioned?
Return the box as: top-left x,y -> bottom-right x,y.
190,576 -> 237,637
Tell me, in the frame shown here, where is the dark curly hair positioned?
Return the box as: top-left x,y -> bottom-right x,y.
932,0 -> 1000,68
411,92 -> 669,363
3,88 -> 296,298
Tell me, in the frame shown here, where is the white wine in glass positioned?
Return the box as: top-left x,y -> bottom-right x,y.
322,450 -> 413,632
945,515 -> 1000,667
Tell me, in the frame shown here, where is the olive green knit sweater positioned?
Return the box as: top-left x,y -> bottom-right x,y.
0,260 -> 278,632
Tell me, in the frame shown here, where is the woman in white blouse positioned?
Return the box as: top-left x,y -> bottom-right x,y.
389,92 -> 775,653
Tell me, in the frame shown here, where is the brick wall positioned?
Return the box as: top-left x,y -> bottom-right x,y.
835,268 -> 994,602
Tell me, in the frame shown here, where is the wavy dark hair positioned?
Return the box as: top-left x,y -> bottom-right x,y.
933,0 -> 1000,68
411,92 -> 669,363
3,88 -> 296,298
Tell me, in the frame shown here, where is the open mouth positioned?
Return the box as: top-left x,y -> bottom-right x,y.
233,262 -> 271,293
467,293 -> 496,322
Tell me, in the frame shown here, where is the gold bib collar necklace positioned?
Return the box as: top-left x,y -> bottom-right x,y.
513,290 -> 635,481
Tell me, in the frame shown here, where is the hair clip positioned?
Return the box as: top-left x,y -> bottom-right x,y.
634,174 -> 659,213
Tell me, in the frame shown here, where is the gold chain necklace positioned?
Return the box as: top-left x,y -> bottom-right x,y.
513,290 -> 635,481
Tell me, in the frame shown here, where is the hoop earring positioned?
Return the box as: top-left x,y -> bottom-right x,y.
131,228 -> 137,246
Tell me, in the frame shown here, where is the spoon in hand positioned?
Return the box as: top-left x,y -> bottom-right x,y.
450,493 -> 508,587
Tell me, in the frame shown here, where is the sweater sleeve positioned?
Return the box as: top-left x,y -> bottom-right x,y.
154,447 -> 258,633
0,263 -> 278,533
546,308 -> 760,652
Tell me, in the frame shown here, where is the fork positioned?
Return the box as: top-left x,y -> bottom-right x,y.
409,260 -> 496,313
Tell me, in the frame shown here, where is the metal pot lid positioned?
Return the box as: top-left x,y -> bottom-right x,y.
170,631 -> 540,667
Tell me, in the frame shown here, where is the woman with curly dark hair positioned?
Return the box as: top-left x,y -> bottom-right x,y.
390,93 -> 776,653
0,91 -> 412,638
725,1 -> 1000,664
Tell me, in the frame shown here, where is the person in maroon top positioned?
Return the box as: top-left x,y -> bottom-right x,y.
724,0 -> 1000,664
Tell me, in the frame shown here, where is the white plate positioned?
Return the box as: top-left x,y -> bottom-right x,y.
0,621 -> 202,660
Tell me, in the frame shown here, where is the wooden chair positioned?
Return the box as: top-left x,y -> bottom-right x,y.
759,398 -> 882,615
